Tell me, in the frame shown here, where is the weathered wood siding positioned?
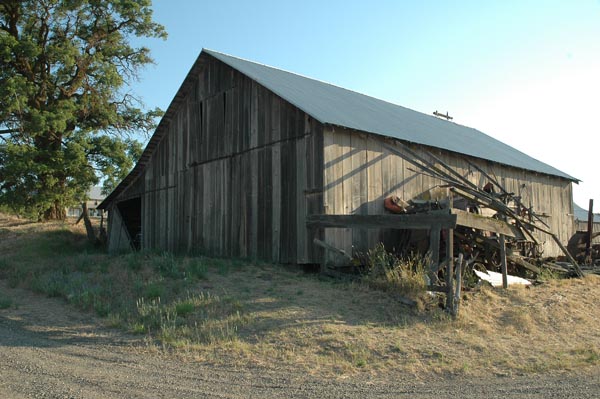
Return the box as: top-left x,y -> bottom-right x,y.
107,206 -> 133,252
323,126 -> 574,258
576,221 -> 600,244
115,54 -> 323,263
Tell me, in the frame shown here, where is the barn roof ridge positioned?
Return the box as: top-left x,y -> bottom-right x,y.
202,48 -> 402,114
204,49 -> 478,131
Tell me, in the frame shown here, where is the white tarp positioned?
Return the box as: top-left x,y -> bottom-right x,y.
474,269 -> 532,287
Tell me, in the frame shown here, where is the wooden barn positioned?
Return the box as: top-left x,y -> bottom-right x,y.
99,49 -> 579,265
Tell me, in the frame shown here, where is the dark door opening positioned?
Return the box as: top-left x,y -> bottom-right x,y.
117,197 -> 142,250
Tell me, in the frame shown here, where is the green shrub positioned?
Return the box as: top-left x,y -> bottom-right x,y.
136,297 -> 165,330
143,281 -> 165,299
187,258 -> 208,279
152,253 -> 182,278
131,292 -> 249,345
0,295 -> 13,309
0,258 -> 9,272
125,252 -> 144,271
363,243 -> 427,296
32,271 -> 68,297
175,301 -> 195,317
130,322 -> 146,334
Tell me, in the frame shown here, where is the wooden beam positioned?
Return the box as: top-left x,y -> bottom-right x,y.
500,235 -> 508,289
306,213 -> 457,230
426,285 -> 448,293
508,255 -> 542,274
312,238 -> 352,261
445,192 -> 454,312
549,233 -> 584,277
445,226 -> 454,311
586,199 -> 594,264
451,209 -> 524,239
449,186 -> 537,243
453,253 -> 464,317
541,262 -> 569,273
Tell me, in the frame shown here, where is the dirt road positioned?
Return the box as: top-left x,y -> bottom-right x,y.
1,282 -> 599,399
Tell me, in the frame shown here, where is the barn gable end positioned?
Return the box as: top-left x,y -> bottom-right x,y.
105,53 -> 323,262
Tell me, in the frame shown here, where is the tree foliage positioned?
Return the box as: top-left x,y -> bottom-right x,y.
0,0 -> 165,220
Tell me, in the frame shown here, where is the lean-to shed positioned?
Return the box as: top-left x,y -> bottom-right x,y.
99,49 -> 579,262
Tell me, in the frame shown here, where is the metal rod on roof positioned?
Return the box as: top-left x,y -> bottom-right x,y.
433,110 -> 453,120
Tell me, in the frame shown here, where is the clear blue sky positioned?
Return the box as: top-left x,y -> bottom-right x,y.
130,0 -> 599,208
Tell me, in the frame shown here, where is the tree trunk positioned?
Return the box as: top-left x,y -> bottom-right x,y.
81,201 -> 97,244
43,200 -> 66,221
38,132 -> 67,221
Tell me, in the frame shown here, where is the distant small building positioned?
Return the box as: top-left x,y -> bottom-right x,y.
573,202 -> 599,223
67,186 -> 106,218
573,202 -> 600,244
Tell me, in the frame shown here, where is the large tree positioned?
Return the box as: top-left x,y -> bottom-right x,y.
0,0 -> 165,220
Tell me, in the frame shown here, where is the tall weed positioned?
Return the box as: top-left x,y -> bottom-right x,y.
363,243 -> 427,296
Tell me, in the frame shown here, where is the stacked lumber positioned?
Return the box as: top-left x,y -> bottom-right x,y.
381,141 -> 584,279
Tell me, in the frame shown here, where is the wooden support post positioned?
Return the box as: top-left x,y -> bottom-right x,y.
429,223 -> 441,275
81,202 -> 97,244
453,253 -> 464,317
445,228 -> 454,312
500,234 -> 508,289
445,193 -> 454,312
586,199 -> 594,265
74,211 -> 84,225
320,238 -> 328,274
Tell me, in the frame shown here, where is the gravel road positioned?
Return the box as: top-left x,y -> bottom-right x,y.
1,282 -> 599,399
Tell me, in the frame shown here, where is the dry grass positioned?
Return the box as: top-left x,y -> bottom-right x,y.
199,269 -> 600,378
2,214 -> 600,379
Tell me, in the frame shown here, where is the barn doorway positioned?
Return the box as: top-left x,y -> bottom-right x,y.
117,197 -> 142,250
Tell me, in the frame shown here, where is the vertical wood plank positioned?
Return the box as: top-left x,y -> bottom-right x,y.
272,142 -> 281,263
339,130 -> 353,256
250,148 -> 259,258
500,234 -> 508,289
380,140 -> 393,246
256,149 -> 266,259
279,142 -> 289,263
366,135 -> 383,248
350,132 -> 368,253
196,166 -> 203,251
288,129 -> 298,263
307,121 -> 324,264
202,163 -> 211,253
296,136 -> 308,263
322,127 -> 338,265
250,81 -> 258,149
445,227 -> 454,311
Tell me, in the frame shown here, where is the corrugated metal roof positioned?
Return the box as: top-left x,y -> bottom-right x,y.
573,202 -> 599,222
205,49 -> 578,181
